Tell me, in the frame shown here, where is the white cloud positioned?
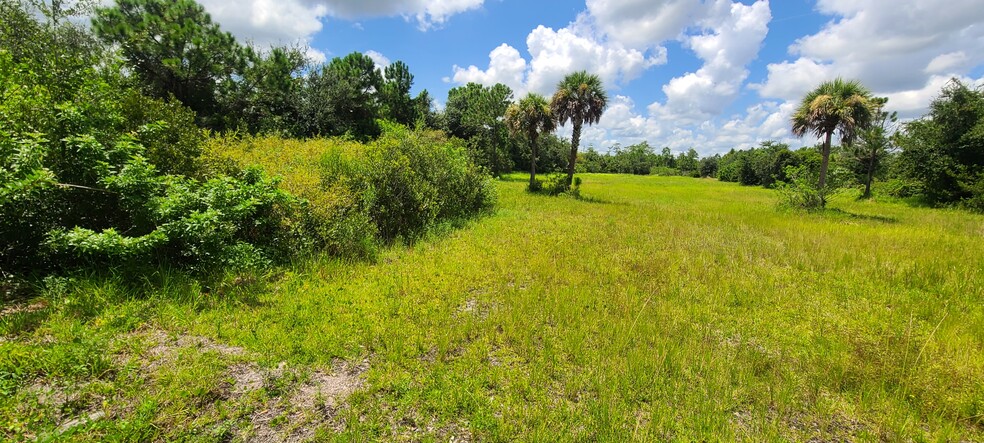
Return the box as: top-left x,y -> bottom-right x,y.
752,58 -> 835,101
757,0 -> 984,113
524,21 -> 663,95
657,0 -> 771,122
195,0 -> 485,63
883,74 -> 984,117
297,0 -> 484,30
198,0 -> 328,50
571,93 -> 803,156
365,50 -> 392,71
305,47 -> 329,65
586,0 -> 706,49
926,51 -> 970,74
450,13 -> 664,97
451,44 -> 528,94
452,0 -> 777,156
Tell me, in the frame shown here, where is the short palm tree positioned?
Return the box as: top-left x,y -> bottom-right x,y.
505,93 -> 556,189
551,71 -> 608,187
792,78 -> 876,193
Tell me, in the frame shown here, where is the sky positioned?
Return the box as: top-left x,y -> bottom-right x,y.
194,0 -> 984,155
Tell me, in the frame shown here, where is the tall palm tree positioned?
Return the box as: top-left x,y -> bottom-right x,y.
505,93 -> 556,189
791,78 -> 876,193
551,71 -> 608,187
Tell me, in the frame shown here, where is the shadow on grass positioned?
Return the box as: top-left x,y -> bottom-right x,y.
573,194 -> 619,205
826,208 -> 899,223
497,175 -> 530,183
523,189 -> 622,205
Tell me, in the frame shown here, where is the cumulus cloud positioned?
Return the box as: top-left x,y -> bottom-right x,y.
313,0 -> 485,29
756,0 -> 984,113
524,22 -> 664,95
451,13 -> 665,97
195,0 -> 484,61
926,52 -> 970,75
657,0 -> 771,121
882,74 -> 984,117
586,0 -> 706,49
570,92 -> 801,156
751,58 -> 834,102
451,44 -> 528,93
365,50 -> 392,70
198,0 -> 326,48
583,0 -> 984,154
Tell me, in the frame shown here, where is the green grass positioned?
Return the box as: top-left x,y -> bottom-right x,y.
2,174 -> 983,441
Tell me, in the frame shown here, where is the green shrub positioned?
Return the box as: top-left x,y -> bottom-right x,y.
325,123 -> 496,241
206,123 -> 496,252
776,165 -> 825,211
961,173 -> 984,213
535,173 -> 580,197
44,166 -> 304,272
0,46 -> 306,275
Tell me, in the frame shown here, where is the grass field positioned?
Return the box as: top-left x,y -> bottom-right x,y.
2,174 -> 983,441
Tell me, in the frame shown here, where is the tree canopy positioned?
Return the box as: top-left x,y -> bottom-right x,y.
92,0 -> 249,129
895,79 -> 984,208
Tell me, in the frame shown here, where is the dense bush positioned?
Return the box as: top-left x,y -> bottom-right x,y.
346,123 -> 497,240
895,79 -> 984,210
2,0 -> 498,280
879,178 -> 921,199
532,174 -> 580,196
0,46 -> 306,274
650,166 -> 681,177
207,123 -> 497,255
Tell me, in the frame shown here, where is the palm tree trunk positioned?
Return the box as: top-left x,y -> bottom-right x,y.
863,144 -> 876,199
818,131 -> 832,189
567,121 -> 582,187
530,133 -> 538,189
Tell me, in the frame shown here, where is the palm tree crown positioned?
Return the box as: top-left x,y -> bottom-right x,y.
551,71 -> 607,129
505,93 -> 555,141
551,71 -> 607,186
792,78 -> 875,145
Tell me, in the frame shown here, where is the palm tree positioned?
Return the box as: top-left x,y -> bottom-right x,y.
505,93 -> 556,189
791,78 -> 876,194
551,71 -> 608,187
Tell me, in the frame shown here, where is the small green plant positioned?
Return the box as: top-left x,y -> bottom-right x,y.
536,173 -> 581,196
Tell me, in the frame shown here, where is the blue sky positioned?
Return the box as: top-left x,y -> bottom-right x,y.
199,0 -> 984,155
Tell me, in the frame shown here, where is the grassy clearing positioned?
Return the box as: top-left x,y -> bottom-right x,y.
2,174 -> 983,441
